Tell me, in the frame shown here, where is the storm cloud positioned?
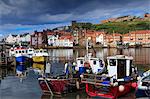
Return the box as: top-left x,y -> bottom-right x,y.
0,0 -> 149,25
0,0 -> 149,35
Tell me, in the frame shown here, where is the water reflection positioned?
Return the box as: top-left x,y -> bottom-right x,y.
46,48 -> 150,65
40,91 -> 136,99
41,91 -> 89,99
0,48 -> 149,99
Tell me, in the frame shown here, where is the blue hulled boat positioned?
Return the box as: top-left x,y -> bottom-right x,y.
16,56 -> 26,64
9,46 -> 34,64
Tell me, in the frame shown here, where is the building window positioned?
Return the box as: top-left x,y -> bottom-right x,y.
138,38 -> 143,40
130,38 -> 133,40
148,37 -> 150,40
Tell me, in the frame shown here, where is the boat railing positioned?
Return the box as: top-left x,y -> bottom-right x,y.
81,73 -> 112,86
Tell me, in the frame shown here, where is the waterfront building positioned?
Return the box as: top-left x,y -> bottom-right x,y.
5,34 -> 20,44
20,33 -> 31,46
55,35 -> 73,47
47,32 -> 58,46
31,30 -> 47,48
123,30 -> 150,45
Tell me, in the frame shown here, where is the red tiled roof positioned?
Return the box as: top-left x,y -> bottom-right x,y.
129,30 -> 150,34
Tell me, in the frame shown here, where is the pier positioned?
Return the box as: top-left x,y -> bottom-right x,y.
0,42 -> 16,79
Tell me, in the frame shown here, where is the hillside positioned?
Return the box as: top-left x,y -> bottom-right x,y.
91,21 -> 150,34
71,20 -> 150,34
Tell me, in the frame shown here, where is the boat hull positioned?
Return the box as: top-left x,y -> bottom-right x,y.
135,88 -> 150,98
85,82 -> 135,99
38,78 -> 77,95
16,56 -> 26,64
33,56 -> 45,63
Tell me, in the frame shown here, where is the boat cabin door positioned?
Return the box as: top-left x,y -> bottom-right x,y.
117,59 -> 126,79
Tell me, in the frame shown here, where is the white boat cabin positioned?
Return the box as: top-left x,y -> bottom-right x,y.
33,49 -> 48,57
26,48 -> 34,58
9,47 -> 35,58
76,55 -> 105,74
107,55 -> 134,79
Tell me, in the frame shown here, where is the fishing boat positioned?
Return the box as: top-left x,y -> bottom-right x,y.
14,47 -> 28,64
38,62 -> 80,95
9,46 -> 34,64
32,63 -> 44,75
38,76 -> 78,95
81,55 -> 138,99
32,49 -> 48,63
75,39 -> 105,75
135,70 -> 150,98
38,39 -> 104,95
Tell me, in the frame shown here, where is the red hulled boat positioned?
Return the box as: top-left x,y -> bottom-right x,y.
38,77 -> 79,95
81,55 -> 138,99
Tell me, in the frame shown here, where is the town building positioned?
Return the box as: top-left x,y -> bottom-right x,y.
20,33 -> 31,46
123,30 -> 150,45
31,30 -> 47,48
5,34 -> 20,44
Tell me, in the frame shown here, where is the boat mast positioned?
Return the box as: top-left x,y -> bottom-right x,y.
86,38 -> 89,58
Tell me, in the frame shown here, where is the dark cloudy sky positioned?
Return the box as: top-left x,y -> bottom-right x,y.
0,0 -> 149,36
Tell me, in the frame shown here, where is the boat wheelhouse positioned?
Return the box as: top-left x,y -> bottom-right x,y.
76,54 -> 105,74
81,55 -> 138,99
32,49 -> 48,63
75,39 -> 105,75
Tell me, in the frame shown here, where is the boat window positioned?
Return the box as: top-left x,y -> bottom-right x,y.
29,50 -> 32,52
93,60 -> 97,65
26,50 -> 27,53
19,51 -> 21,53
22,50 -> 24,53
80,60 -> 83,64
40,50 -> 42,53
109,59 -> 116,66
44,50 -> 47,53
16,51 -> 18,53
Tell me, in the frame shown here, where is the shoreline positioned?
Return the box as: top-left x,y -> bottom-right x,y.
33,46 -> 150,49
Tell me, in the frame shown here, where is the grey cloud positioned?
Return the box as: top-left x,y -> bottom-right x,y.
0,0 -> 149,25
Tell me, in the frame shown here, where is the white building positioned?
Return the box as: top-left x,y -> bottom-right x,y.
96,34 -> 104,44
55,38 -> 73,47
20,33 -> 31,43
5,33 -> 31,45
5,34 -> 20,44
47,34 -> 58,46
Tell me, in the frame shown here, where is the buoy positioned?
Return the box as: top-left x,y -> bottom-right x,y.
75,67 -> 79,71
119,85 -> 125,92
76,81 -> 80,89
131,82 -> 137,88
73,62 -> 76,66
80,74 -> 84,78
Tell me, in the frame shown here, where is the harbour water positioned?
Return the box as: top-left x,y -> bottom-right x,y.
0,48 -> 150,99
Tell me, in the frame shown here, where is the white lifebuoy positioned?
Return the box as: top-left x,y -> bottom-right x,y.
75,67 -> 79,71
119,85 -> 125,92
